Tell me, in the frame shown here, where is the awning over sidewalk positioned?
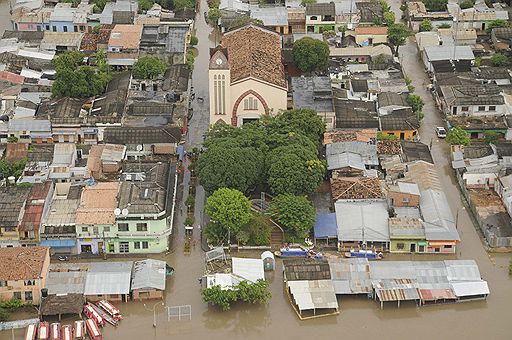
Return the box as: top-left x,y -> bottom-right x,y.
40,239 -> 76,248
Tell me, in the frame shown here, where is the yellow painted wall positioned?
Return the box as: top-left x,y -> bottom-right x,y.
381,129 -> 417,140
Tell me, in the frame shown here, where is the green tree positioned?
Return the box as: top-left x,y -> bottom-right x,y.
292,37 -> 330,73
6,136 -> 18,143
52,51 -> 110,98
301,0 -> 316,5
388,23 -> 412,56
236,280 -> 271,304
204,221 -> 228,245
138,0 -> 154,11
133,56 -> 166,79
268,153 -> 325,196
422,0 -> 448,11
202,279 -> 271,310
202,284 -> 238,310
459,0 -> 474,9
205,188 -> 251,242
173,0 -> 195,10
491,53 -> 508,66
446,127 -> 471,146
207,7 -> 222,24
184,216 -> 195,226
197,143 -> 265,194
383,11 -> 395,26
246,213 -> 271,246
407,94 -> 425,113
437,23 -> 451,29
190,35 -> 199,45
419,19 -> 433,32
273,109 -> 326,146
486,19 -> 510,34
270,194 -> 315,239
484,131 -> 500,144
92,0 -> 107,13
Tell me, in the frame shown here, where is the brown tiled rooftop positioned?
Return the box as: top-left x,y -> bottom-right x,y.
80,27 -> 112,52
222,25 -> 286,88
76,182 -> 119,225
355,26 -> 388,35
5,143 -> 28,162
108,24 -> 143,49
330,177 -> 383,201
0,246 -> 48,281
324,129 -> 377,145
377,140 -> 401,155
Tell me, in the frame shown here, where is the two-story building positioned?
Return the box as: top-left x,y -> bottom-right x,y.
0,246 -> 50,305
438,84 -> 505,117
107,24 -> 143,68
112,162 -> 177,254
18,182 -> 53,246
305,2 -> 336,33
75,182 -> 120,254
0,186 -> 31,248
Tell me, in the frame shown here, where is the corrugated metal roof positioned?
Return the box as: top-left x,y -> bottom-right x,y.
420,189 -> 460,241
286,280 -> 338,311
327,152 -> 365,171
373,279 -> 420,301
232,257 -> 264,284
397,182 -> 420,196
335,199 -> 389,242
419,288 -> 457,301
450,281 -> 489,297
444,260 -> 481,281
84,261 -> 132,295
131,259 -> 166,291
424,45 -> 474,61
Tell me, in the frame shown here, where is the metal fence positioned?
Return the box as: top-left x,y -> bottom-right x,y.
166,305 -> 192,321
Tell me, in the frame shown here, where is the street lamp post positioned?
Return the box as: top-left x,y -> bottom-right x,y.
144,301 -> 164,328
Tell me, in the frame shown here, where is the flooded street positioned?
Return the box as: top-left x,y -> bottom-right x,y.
2,0 -> 512,339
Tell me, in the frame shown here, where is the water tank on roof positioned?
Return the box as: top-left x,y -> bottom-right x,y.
41,288 -> 48,298
7,176 -> 15,185
0,115 -> 9,122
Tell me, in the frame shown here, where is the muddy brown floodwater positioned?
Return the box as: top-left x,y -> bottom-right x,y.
1,0 -> 512,338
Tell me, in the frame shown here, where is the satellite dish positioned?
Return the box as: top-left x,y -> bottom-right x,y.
121,208 -> 129,216
136,144 -> 143,151
114,208 -> 121,216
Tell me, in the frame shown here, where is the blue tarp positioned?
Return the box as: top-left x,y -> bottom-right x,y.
40,239 -> 76,248
177,144 -> 185,162
314,213 -> 338,239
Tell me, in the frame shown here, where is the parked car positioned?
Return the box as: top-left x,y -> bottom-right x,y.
436,127 -> 447,138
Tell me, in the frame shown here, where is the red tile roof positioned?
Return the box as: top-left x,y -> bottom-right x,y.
5,143 -> 28,162
0,70 -> 25,84
0,247 -> 48,281
222,25 -> 286,88
28,181 -> 52,201
19,204 -> 43,232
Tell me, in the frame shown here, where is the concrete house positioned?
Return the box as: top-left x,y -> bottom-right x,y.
0,246 -> 50,305
305,2 -> 336,33
353,26 -> 387,46
75,182 -> 120,254
107,24 -> 143,67
0,186 -> 31,248
18,182 -> 53,246
113,162 -> 177,254
422,45 -> 474,73
208,24 -> 287,126
438,84 -> 505,116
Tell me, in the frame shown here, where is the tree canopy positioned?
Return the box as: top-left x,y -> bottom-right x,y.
292,37 -> 330,73
486,19 -> 510,34
388,23 -> 412,56
270,194 -> 316,239
419,19 -> 433,32
205,188 -> 251,241
0,158 -> 27,179
484,131 -> 500,144
52,51 -> 111,98
491,53 -> 508,67
202,279 -> 271,311
173,0 -> 195,10
446,127 -> 471,146
132,56 -> 166,79
407,94 -> 425,113
197,109 -> 326,196
422,0 -> 448,11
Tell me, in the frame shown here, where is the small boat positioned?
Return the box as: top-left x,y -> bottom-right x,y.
85,319 -> 102,340
274,247 -> 308,258
61,325 -> 72,340
87,302 -> 118,326
38,322 -> 49,340
344,249 -> 383,260
25,324 -> 37,340
97,300 -> 122,321
50,323 -> 61,340
73,320 -> 84,339
83,305 -> 105,327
